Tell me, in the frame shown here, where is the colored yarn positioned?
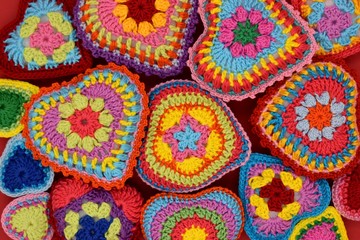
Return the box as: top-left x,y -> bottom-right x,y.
21,63 -> 149,190
0,0 -> 92,80
333,162 -> 360,221
1,192 -> 53,240
239,153 -> 331,240
289,207 -> 348,240
0,79 -> 39,138
141,187 -> 244,240
0,134 -> 54,197
187,0 -> 317,101
292,0 -> 360,59
72,0 -> 198,77
136,80 -> 251,192
252,62 -> 360,179
50,178 -> 143,240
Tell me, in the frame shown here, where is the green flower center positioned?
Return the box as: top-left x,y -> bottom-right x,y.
0,90 -> 27,129
233,20 -> 260,45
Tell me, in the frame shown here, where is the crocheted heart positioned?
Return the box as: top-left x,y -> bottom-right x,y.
292,0 -> 360,59
22,63 -> 149,189
73,0 -> 198,77
333,162 -> 360,221
50,178 -> 143,240
0,79 -> 39,138
188,0 -> 317,101
0,134 -> 54,197
141,187 -> 244,240
136,80 -> 251,192
1,193 -> 53,240
252,62 -> 360,179
0,0 -> 92,80
289,207 -> 348,240
239,153 -> 331,240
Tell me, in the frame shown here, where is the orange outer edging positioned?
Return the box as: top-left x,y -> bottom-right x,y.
21,63 -> 150,190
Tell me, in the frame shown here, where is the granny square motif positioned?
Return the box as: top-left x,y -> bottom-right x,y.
0,79 -> 39,138
289,207 -> 348,240
292,0 -> 360,59
239,153 -> 331,240
50,178 -> 143,240
136,80 -> 251,192
141,187 -> 244,240
0,134 -> 54,197
188,0 -> 317,101
252,62 -> 360,179
333,162 -> 360,221
1,193 -> 53,240
0,0 -> 92,80
22,64 -> 149,189
73,0 -> 198,77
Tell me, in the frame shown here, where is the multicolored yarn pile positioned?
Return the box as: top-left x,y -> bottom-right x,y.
0,0 -> 360,239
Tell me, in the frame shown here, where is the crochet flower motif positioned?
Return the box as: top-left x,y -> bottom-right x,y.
219,6 -> 275,58
29,22 -> 64,56
249,168 -> 302,220
295,92 -> 346,141
113,0 -> 169,37
317,6 -> 352,40
64,202 -> 122,240
56,94 -> 114,152
163,114 -> 210,162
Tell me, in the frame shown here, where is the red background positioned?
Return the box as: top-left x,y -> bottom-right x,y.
0,0 -> 359,239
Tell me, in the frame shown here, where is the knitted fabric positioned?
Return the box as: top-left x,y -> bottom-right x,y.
289,207 -> 348,240
0,79 -> 39,138
0,134 -> 54,197
72,0 -> 198,78
50,178 -> 143,240
238,153 -> 331,240
0,0 -> 92,80
252,62 -> 360,180
292,0 -> 360,59
136,80 -> 251,192
333,162 -> 360,221
21,63 -> 149,190
187,0 -> 317,102
1,192 -> 53,240
141,187 -> 244,240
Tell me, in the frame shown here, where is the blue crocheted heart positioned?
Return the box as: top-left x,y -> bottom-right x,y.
0,134 -> 54,197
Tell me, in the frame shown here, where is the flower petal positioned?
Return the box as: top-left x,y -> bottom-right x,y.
315,91 -> 330,105
58,102 -> 75,118
99,110 -> 114,126
152,13 -> 167,28
138,21 -> 156,37
234,6 -> 248,22
295,106 -> 309,120
301,94 -> 316,107
56,120 -> 71,135
255,35 -> 273,51
97,203 -> 111,219
248,10 -> 263,24
122,17 -> 137,33
296,119 -> 310,134
219,29 -> 235,47
82,136 -> 96,152
322,126 -> 335,140
81,202 -> 99,217
71,94 -> 88,111
90,98 -> 105,112
113,4 -> 128,23
94,127 -> 110,142
330,100 -> 345,115
155,0 -> 170,12
258,19 -> 275,35
67,132 -> 81,149
331,115 -> 346,127
229,42 -> 244,57
243,43 -> 257,58
308,128 -> 322,141
105,218 -> 121,239
221,18 -> 238,30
